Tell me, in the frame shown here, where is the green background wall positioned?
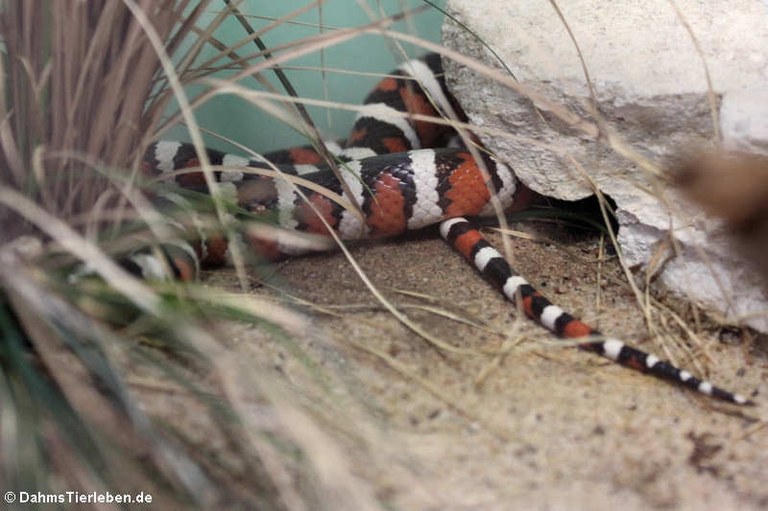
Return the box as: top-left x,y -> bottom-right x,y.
174,1 -> 446,154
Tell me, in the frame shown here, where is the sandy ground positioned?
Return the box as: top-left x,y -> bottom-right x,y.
171,217 -> 766,511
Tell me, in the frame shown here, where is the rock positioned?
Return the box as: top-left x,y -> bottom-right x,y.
441,0 -> 768,332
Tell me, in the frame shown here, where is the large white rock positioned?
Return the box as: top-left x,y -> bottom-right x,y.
442,0 -> 768,332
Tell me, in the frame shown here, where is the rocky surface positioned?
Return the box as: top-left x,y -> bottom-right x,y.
441,0 -> 768,332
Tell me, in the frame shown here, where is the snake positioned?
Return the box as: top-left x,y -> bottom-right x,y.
133,53 -> 750,405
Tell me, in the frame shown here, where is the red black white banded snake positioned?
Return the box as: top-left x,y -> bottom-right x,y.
138,53 -> 750,405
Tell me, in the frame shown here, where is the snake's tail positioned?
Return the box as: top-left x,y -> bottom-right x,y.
439,217 -> 752,406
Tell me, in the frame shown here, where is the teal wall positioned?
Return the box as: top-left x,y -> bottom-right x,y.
174,1 -> 446,154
